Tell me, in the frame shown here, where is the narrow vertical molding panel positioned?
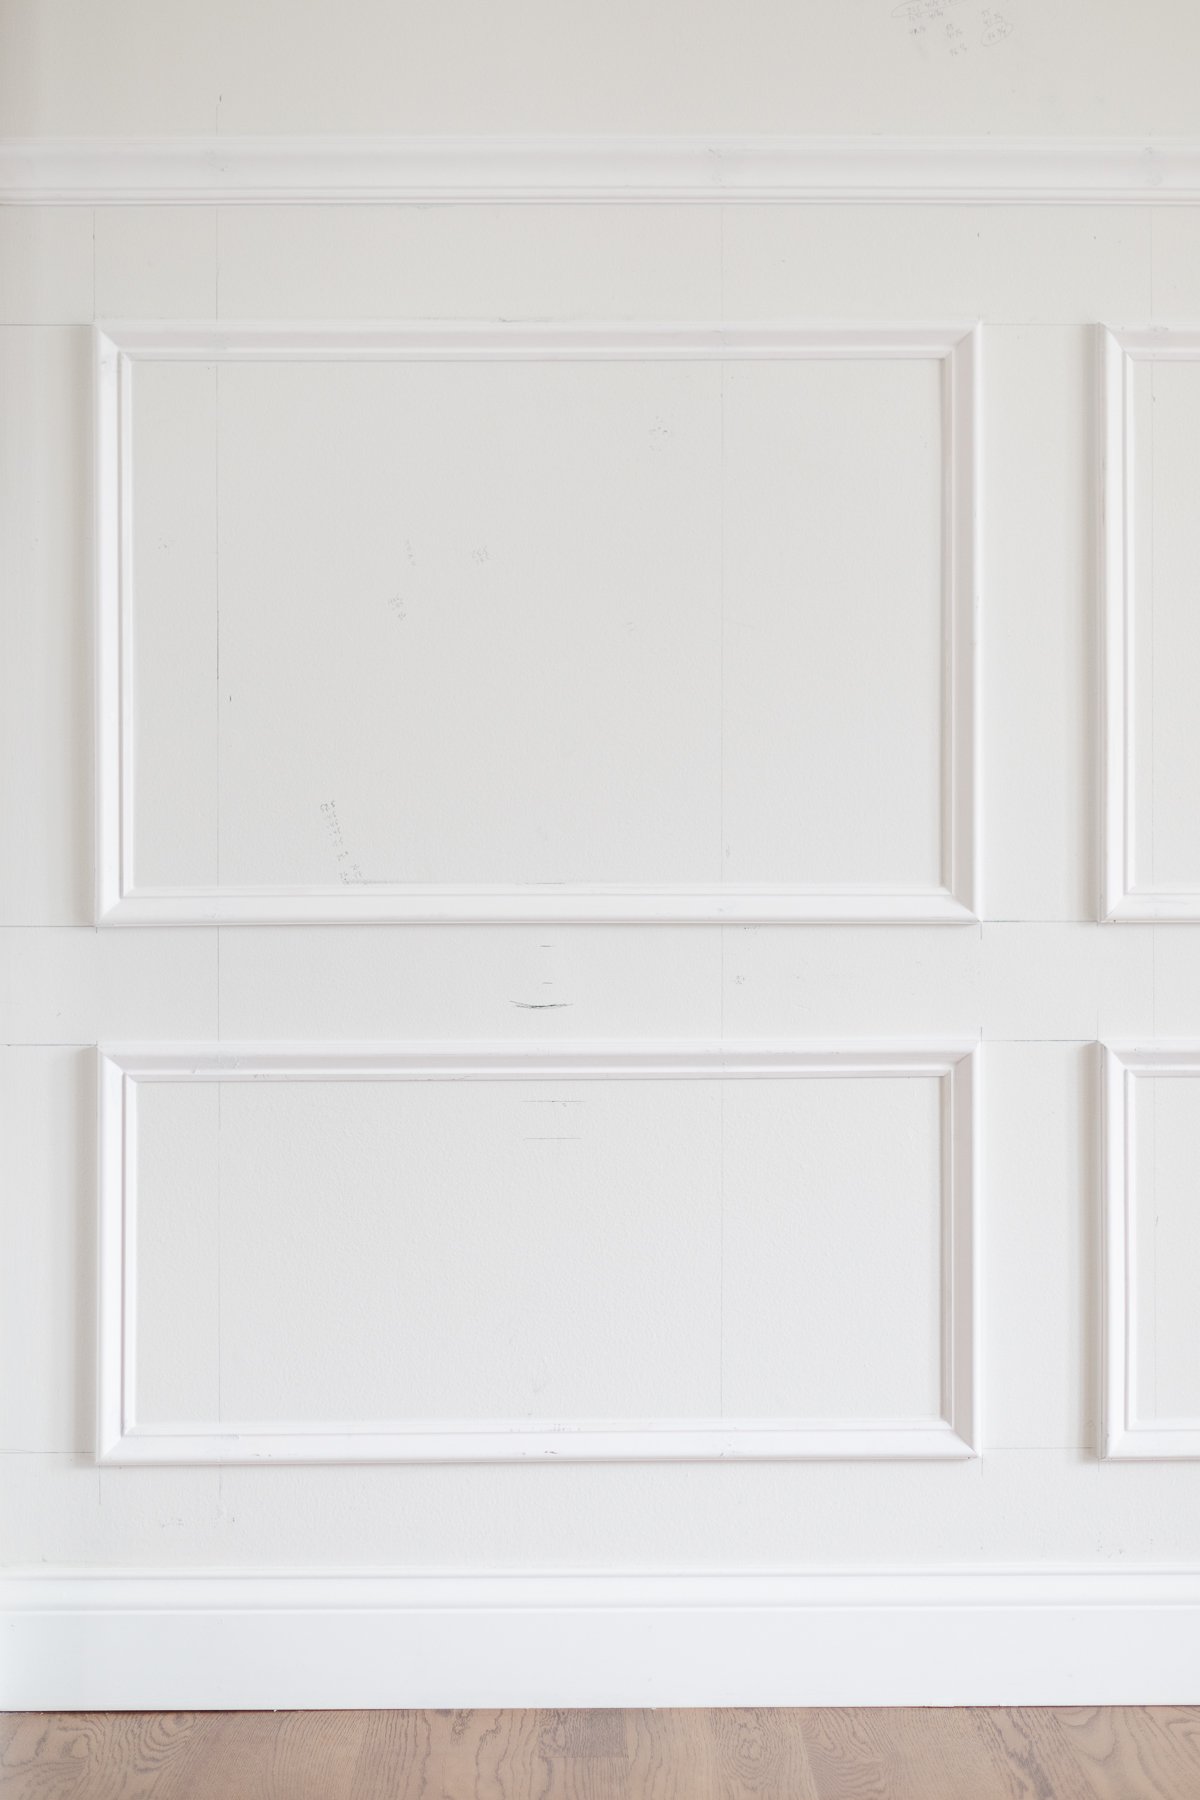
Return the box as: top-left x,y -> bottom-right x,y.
94,321 -> 981,926
1100,324 -> 1200,921
1103,1042 -> 1200,1457
96,1040 -> 980,1465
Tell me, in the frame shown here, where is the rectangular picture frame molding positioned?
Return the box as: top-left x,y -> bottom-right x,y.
97,1038 -> 980,1465
96,320 -> 981,927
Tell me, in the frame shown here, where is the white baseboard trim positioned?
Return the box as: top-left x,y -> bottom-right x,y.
5,1569 -> 1200,1709
4,135 -> 1200,205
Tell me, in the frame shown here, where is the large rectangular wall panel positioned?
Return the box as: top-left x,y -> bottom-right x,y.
1104,1043 -> 1200,1457
97,1041 -> 979,1463
1102,326 -> 1200,921
96,322 -> 979,925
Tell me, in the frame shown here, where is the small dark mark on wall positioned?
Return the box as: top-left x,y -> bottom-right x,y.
510,1000 -> 574,1010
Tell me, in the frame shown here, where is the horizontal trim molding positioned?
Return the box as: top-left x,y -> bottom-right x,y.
96,319 -> 980,927
98,1039 -> 979,1465
7,135 -> 1200,204
6,1568 -> 1200,1708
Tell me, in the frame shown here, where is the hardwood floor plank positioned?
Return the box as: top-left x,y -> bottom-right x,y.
350,1707 -> 442,1800
710,1708 -> 821,1798
0,1713 -> 210,1800
967,1707 -> 1114,1800
1048,1706 -> 1200,1800
6,1709 -> 1200,1800
624,1707 -> 714,1800
826,1705 -> 1035,1800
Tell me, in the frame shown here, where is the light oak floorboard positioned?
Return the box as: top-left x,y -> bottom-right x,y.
4,1709 -> 1200,1799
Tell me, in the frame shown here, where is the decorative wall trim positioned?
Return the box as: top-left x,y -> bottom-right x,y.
95,319 -> 980,926
1100,325 -> 1200,922
97,1039 -> 979,1465
1103,1042 -> 1200,1457
7,135 -> 1200,205
6,1567 -> 1200,1709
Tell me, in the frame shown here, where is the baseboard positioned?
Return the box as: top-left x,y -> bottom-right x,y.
5,1569 -> 1200,1709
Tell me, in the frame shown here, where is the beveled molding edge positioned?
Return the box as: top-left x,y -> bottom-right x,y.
96,319 -> 980,928
5,134 -> 1200,204
98,1038 -> 979,1465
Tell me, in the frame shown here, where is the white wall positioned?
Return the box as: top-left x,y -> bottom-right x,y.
3,0 -> 1200,136
5,0 -> 1200,1708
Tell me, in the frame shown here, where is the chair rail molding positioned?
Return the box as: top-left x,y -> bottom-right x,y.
1100,324 -> 1200,923
6,1567 -> 1200,1709
97,1038 -> 980,1466
1102,1041 -> 1200,1458
95,318 -> 980,927
7,135 -> 1200,204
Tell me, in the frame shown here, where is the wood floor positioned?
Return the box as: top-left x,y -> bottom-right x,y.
4,1708 -> 1200,1799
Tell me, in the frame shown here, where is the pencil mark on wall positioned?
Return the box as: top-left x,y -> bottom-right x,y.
319,799 -> 366,885
891,0 -> 1014,58
980,7 -> 1014,45
510,999 -> 574,1010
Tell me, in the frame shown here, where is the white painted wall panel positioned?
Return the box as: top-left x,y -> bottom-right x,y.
136,1076 -> 725,1426
215,206 -> 722,322
721,358 -> 943,889
720,1076 -> 943,1419
115,334 -> 962,915
8,0 -> 1200,1700
114,1050 -> 968,1459
133,1082 -> 220,1427
213,358 -> 720,889
1130,358 -> 1200,891
0,328 -> 91,924
1131,1071 -> 1200,1424
722,206 -> 1151,327
130,360 -> 219,891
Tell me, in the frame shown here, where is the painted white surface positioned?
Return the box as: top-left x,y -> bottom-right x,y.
7,0 -> 1200,1711
100,1042 -> 976,1463
96,321 -> 978,924
1102,327 -> 1200,920
3,1 -> 1200,139
1103,1044 -> 1200,1458
14,137 -> 1200,206
8,1570 -> 1200,1711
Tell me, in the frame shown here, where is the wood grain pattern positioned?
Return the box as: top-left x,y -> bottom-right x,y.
4,1709 -> 1200,1799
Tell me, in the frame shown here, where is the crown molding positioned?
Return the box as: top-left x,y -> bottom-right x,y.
4,135 -> 1200,204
